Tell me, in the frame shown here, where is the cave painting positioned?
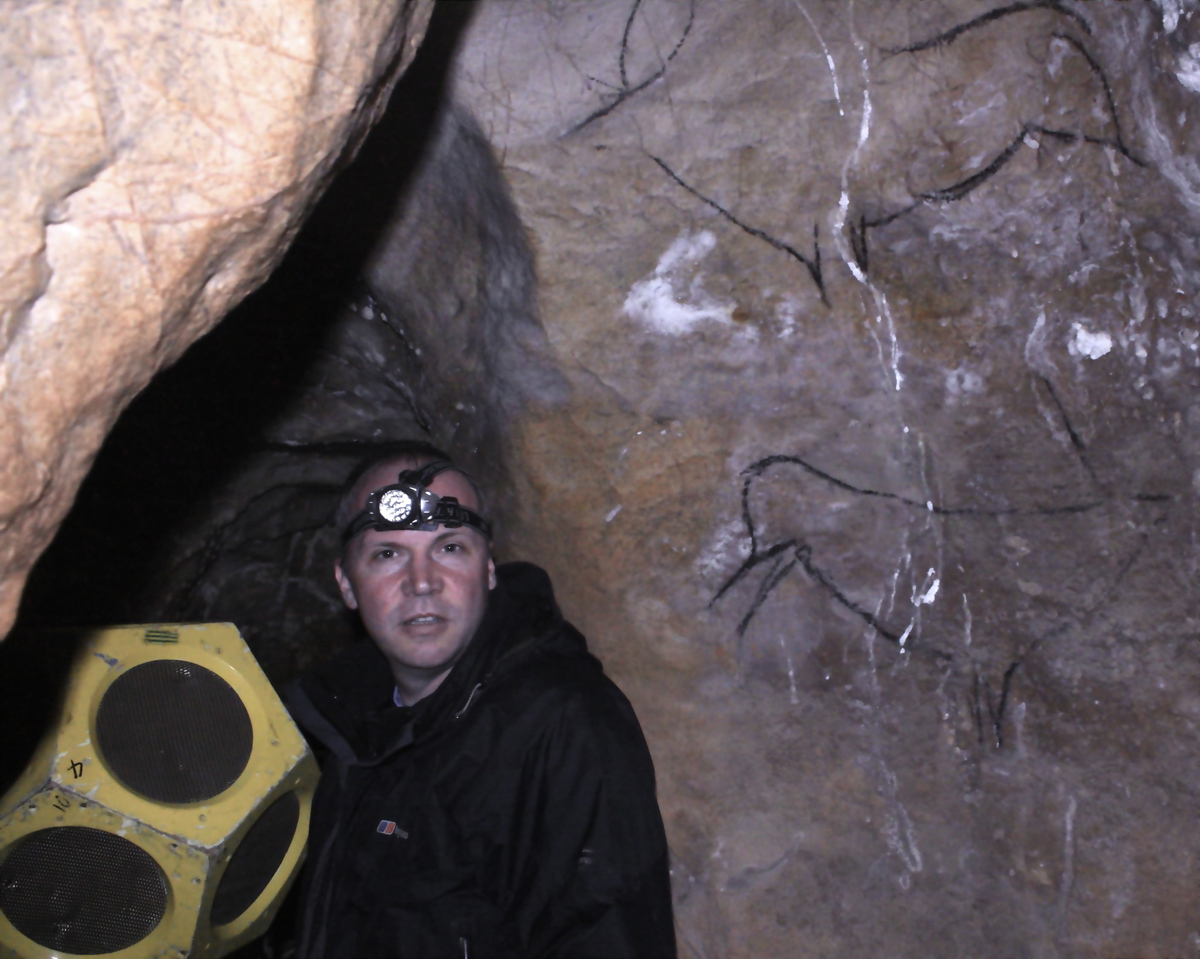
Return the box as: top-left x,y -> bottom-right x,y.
454,1 -> 1200,954
710,441 -> 1174,749
626,1 -> 1145,306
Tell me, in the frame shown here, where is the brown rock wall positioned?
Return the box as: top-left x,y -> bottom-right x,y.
455,1 -> 1200,954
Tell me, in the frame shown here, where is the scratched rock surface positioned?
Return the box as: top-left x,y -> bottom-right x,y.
451,1 -> 1200,956
0,0 -> 433,639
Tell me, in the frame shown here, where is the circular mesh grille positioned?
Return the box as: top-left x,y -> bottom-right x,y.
210,791 -> 300,926
96,659 -> 253,803
0,826 -> 167,954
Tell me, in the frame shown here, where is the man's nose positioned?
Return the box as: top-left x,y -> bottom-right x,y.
401,549 -> 441,595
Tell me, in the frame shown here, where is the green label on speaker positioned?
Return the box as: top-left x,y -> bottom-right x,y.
143,628 -> 179,644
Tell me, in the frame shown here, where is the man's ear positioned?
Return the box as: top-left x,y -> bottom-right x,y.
333,559 -> 360,610
487,555 -> 497,591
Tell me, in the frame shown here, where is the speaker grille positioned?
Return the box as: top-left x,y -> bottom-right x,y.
210,791 -> 300,926
0,826 -> 167,954
95,659 -> 253,803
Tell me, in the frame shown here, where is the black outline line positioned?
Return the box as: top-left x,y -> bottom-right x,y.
921,129 -> 1029,204
796,544 -> 901,642
881,0 -> 1090,57
1049,32 -> 1142,165
650,155 -> 829,306
567,0 -> 696,135
973,656 -> 1024,748
1038,375 -> 1097,482
712,449 -> 1175,751
973,618 -> 1075,749
707,452 -> 1170,644
990,659 -> 1022,748
854,17 -> 1143,274
854,114 -> 1144,273
849,212 -> 871,275
619,0 -> 642,89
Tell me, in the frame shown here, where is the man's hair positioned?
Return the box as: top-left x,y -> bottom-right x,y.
333,441 -> 490,548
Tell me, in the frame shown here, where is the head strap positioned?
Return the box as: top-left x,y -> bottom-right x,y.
341,460 -> 492,544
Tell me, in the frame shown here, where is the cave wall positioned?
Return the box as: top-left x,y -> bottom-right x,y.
449,1 -> 1200,956
11,1 -> 1200,957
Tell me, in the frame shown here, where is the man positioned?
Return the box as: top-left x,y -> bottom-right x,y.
289,443 -> 676,957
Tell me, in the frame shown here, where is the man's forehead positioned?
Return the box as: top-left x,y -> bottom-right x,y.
357,522 -> 480,549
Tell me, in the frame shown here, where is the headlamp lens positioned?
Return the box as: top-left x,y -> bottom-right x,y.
378,488 -> 413,524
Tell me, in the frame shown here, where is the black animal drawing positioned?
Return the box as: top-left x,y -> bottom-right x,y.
709,448 -> 1172,748
561,0 -> 1177,752
628,1 -> 1145,305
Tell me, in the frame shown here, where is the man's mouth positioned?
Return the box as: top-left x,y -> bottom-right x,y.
403,614 -> 443,626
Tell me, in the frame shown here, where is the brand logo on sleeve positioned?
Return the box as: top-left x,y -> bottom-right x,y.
376,820 -> 409,839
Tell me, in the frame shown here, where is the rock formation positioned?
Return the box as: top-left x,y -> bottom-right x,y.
450,2 -> 1200,954
0,0 -> 434,638
12,0 -> 1200,956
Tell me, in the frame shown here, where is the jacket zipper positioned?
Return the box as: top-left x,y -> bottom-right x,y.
454,682 -> 483,720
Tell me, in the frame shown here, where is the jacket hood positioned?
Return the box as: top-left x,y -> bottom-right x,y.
292,562 -> 585,762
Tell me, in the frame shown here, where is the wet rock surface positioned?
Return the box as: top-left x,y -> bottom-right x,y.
14,1 -> 1200,956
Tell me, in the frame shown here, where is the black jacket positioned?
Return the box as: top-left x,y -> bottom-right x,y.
289,562 -> 676,958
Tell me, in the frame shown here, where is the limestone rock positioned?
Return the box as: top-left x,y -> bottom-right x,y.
452,1 -> 1200,954
0,0 -> 434,637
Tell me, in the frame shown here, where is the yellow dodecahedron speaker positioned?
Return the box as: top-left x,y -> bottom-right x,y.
0,623 -> 319,959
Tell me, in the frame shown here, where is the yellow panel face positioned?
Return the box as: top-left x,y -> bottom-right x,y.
193,752 -> 319,957
0,623 -> 319,959
0,786 -> 207,959
47,623 -> 311,849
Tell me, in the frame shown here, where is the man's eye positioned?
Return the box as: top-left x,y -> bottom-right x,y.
443,542 -> 463,553
375,549 -> 395,560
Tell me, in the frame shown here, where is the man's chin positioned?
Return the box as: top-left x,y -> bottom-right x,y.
379,630 -> 463,669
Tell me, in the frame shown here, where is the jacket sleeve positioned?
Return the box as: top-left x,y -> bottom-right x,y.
503,679 -> 677,959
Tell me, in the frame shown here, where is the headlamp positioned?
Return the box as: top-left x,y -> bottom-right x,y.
341,460 -> 492,544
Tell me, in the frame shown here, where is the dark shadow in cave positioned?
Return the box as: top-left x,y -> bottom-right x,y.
10,2 -> 478,657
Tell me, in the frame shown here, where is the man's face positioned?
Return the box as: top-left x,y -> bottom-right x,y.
334,463 -> 496,686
